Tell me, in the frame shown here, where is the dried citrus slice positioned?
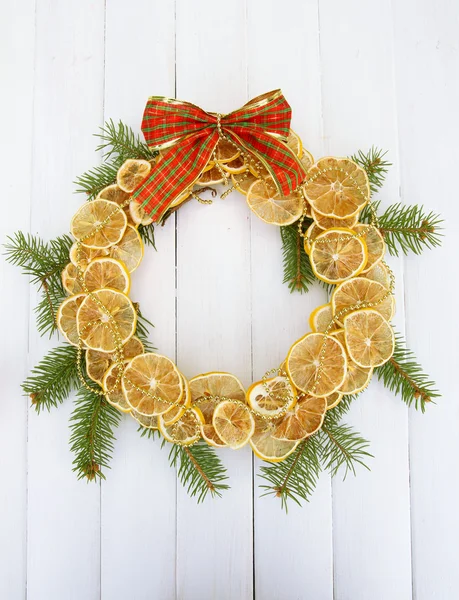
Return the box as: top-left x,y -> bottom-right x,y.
221,154 -> 246,174
212,400 -> 255,449
330,329 -> 373,394
214,139 -> 239,164
364,261 -> 391,289
120,336 -> 144,361
121,352 -> 183,416
247,178 -> 303,225
344,309 -> 395,368
131,409 -> 158,429
332,277 -> 394,324
309,303 -> 339,333
272,395 -> 326,441
300,149 -> 314,172
103,363 -> 132,413
117,159 -> 151,193
77,289 -> 137,352
189,372 -> 245,447
286,333 -> 347,397
110,225 -> 144,273
83,257 -> 130,294
56,293 -> 86,345
69,243 -> 109,269
196,166 -> 225,185
129,200 -> 153,226
310,228 -> 368,284
353,224 -> 386,273
303,222 -> 323,254
287,129 -> 303,157
158,407 -> 203,446
70,199 -> 127,249
86,349 -> 111,384
325,391 -> 342,410
169,188 -> 192,209
304,157 -> 369,220
61,262 -> 84,295
246,376 -> 296,418
231,172 -> 258,195
96,184 -> 135,226
250,418 -> 299,462
162,374 -> 191,427
311,209 -> 359,230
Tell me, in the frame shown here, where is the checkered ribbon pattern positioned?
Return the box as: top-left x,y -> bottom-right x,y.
132,90 -> 307,222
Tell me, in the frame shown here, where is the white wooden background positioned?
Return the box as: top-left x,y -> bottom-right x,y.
1,0 -> 458,598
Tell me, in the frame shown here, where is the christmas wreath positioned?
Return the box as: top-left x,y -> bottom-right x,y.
5,90 -> 442,509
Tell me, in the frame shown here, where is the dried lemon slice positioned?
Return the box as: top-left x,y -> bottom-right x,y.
158,407 -> 203,446
129,200 -> 153,226
246,376 -> 296,418
56,293 -> 86,346
286,333 -> 347,397
214,139 -> 240,164
311,209 -> 359,230
212,400 -> 255,449
272,395 -> 326,441
83,257 -> 130,294
110,225 -> 144,273
332,277 -> 394,324
103,363 -> 132,413
344,309 -> 395,368
121,352 -> 183,416
247,178 -> 303,226
117,159 -> 151,193
221,154 -> 246,174
131,409 -> 158,430
69,243 -> 109,269
303,222 -> 323,254
162,374 -> 191,427
353,224 -> 386,273
71,199 -> 127,249
190,372 -> 245,447
364,261 -> 391,289
304,157 -> 369,220
310,228 -> 368,284
86,349 -> 111,384
231,172 -> 258,196
96,184 -> 135,226
325,391 -> 342,410
309,303 -> 339,333
76,289 -> 137,352
286,129 -> 303,158
61,262 -> 84,295
330,329 -> 373,394
197,165 -> 225,185
250,417 -> 299,462
299,148 -> 314,172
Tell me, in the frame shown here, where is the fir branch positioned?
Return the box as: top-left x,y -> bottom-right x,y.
350,147 -> 391,195
138,426 -> 161,441
74,158 -> 122,200
137,223 -> 157,249
95,119 -> 156,162
21,344 -> 81,413
259,435 -> 322,511
69,384 -> 121,481
317,422 -> 372,478
376,203 -> 443,256
4,232 -> 72,335
280,222 -> 316,293
375,332 -> 439,412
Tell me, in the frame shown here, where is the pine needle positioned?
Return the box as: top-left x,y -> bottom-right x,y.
350,147 -> 391,195
280,222 -> 316,293
74,159 -> 122,200
95,119 -> 156,162
375,332 -> 440,412
317,422 -> 373,478
137,223 -> 157,249
22,344 -> 81,413
69,384 -> 121,481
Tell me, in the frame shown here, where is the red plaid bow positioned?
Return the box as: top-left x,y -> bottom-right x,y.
132,90 -> 306,222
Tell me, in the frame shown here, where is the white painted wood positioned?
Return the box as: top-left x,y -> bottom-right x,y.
317,2 -> 412,598
0,1 -> 35,598
26,2 -> 105,598
392,1 -> 459,598
100,2 -> 177,599
2,0 -> 457,597
174,1 -> 253,598
247,1 -> 334,598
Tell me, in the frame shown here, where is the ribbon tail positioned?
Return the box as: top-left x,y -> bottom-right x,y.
132,130 -> 219,223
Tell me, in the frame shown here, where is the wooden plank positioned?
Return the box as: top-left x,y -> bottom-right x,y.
26,2 -> 105,598
174,1 -> 253,598
247,1 -> 334,598
100,1 -> 178,598
0,1 -> 35,597
317,1 -> 412,598
392,1 -> 459,597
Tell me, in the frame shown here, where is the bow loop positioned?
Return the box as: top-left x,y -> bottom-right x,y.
133,90 -> 306,222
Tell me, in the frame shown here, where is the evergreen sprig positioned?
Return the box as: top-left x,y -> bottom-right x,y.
350,147 -> 391,194
74,159 -> 122,200
280,221 -> 315,293
375,332 -> 439,412
95,119 -> 156,163
4,232 -> 72,336
168,441 -> 230,502
69,383 -> 121,481
21,344 -> 81,413
317,422 -> 372,478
